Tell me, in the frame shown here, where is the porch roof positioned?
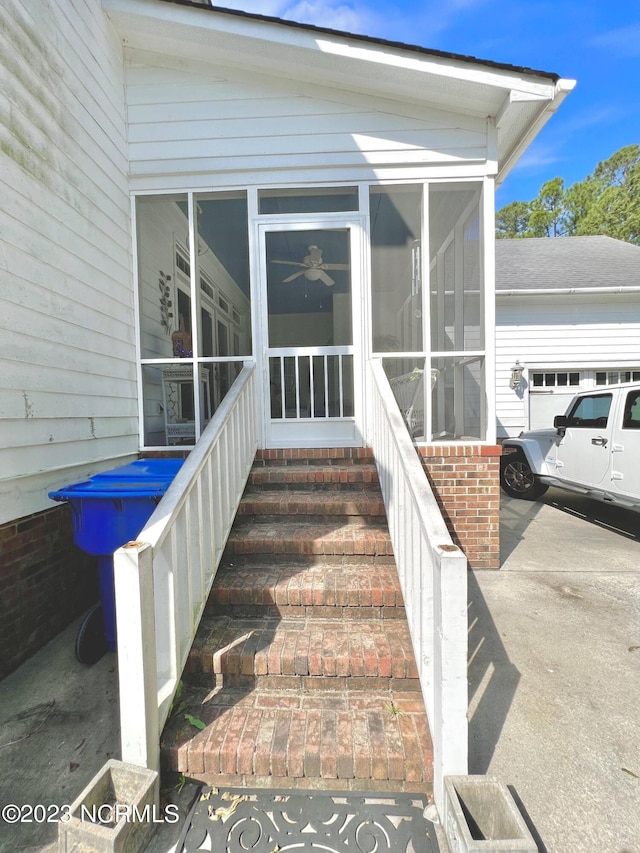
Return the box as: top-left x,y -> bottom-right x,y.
103,0 -> 575,184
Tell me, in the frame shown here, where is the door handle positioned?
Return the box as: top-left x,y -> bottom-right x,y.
591,436 -> 608,447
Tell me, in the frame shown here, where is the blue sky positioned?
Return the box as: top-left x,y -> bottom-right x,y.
215,0 -> 639,208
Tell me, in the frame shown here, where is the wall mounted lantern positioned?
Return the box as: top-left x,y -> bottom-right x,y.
509,360 -> 524,390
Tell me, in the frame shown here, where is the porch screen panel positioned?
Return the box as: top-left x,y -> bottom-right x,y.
136,195 -> 190,447
136,195 -> 189,362
370,186 -> 423,353
136,192 -> 250,447
259,187 -> 358,215
383,357 -> 427,438
429,183 -> 485,441
431,355 -> 485,441
429,184 -> 483,353
194,193 -> 251,427
462,208 -> 482,350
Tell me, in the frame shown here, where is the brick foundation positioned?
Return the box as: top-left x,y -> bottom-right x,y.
418,445 -> 501,570
0,505 -> 98,680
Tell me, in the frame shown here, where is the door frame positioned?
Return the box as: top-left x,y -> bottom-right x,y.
254,215 -> 367,448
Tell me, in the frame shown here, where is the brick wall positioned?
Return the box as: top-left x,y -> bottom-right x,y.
0,505 -> 98,680
418,445 -> 501,570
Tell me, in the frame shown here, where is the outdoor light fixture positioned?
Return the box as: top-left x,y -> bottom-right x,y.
510,360 -> 524,390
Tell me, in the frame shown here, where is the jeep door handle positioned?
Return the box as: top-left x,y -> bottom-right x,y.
591,436 -> 608,447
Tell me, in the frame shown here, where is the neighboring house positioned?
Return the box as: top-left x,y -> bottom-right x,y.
0,0 -> 573,681
496,236 -> 640,438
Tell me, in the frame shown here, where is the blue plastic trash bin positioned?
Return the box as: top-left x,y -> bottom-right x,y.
49,458 -> 183,662
90,458 -> 184,483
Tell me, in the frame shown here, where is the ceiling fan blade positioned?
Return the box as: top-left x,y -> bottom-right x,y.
272,260 -> 306,267
322,263 -> 350,271
283,270 -> 306,283
318,271 -> 335,286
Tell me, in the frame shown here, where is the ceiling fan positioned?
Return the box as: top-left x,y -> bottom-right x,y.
271,245 -> 349,287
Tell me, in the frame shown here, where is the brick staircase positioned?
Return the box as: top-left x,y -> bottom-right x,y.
161,448 -> 433,794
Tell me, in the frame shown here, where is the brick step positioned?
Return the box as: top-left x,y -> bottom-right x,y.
224,521 -> 393,559
206,563 -> 404,619
161,689 -> 432,792
248,463 -> 379,491
163,446 -> 433,795
186,617 -> 419,683
255,448 -> 375,465
237,490 -> 385,524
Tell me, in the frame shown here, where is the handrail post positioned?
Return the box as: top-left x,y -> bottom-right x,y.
432,543 -> 469,814
114,541 -> 160,770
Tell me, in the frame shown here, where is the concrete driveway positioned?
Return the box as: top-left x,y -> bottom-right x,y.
1,486 -> 638,853
468,487 -> 640,853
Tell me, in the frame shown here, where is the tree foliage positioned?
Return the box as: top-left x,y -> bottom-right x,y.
496,144 -> 640,245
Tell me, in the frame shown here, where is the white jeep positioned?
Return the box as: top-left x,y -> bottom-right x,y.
500,382 -> 640,511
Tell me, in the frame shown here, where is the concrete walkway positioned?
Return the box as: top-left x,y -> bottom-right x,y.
0,624 -> 120,852
469,488 -> 640,853
1,487 -> 638,852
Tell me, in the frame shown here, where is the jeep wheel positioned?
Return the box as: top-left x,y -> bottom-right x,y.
500,453 -> 549,500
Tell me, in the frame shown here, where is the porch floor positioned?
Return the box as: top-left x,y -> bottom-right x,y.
161,448 -> 433,795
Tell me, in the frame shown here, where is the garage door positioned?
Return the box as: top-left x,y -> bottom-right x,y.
528,370 -> 582,430
528,368 -> 640,430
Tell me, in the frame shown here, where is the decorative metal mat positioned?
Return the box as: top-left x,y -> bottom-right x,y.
175,785 -> 440,853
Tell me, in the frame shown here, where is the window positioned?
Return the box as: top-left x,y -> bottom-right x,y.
531,372 -> 580,388
596,370 -> 640,386
200,275 -> 214,300
622,391 -> 640,430
176,250 -> 190,277
566,393 -> 612,428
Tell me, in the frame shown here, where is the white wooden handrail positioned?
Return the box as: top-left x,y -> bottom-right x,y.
367,358 -> 468,815
113,362 -> 258,770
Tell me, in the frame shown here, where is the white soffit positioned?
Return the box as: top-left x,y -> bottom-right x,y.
103,0 -> 575,180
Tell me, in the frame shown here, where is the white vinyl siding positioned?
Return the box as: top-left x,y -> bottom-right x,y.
125,53 -> 489,189
0,0 -> 135,524
496,295 -> 640,437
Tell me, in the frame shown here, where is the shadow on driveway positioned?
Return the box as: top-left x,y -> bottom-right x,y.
540,489 -> 640,541
466,571 -> 520,775
500,487 -> 640,569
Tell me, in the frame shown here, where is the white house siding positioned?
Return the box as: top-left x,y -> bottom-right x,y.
0,0 -> 136,524
496,294 -> 640,437
124,51 -> 489,190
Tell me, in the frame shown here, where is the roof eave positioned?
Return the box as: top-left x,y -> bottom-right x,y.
155,0 -> 563,82
103,0 -> 574,177
495,78 -> 576,186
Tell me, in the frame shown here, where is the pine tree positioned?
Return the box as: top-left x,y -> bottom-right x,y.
496,144 -> 640,245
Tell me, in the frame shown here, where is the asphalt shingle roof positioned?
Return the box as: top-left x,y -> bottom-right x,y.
496,236 -> 640,292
